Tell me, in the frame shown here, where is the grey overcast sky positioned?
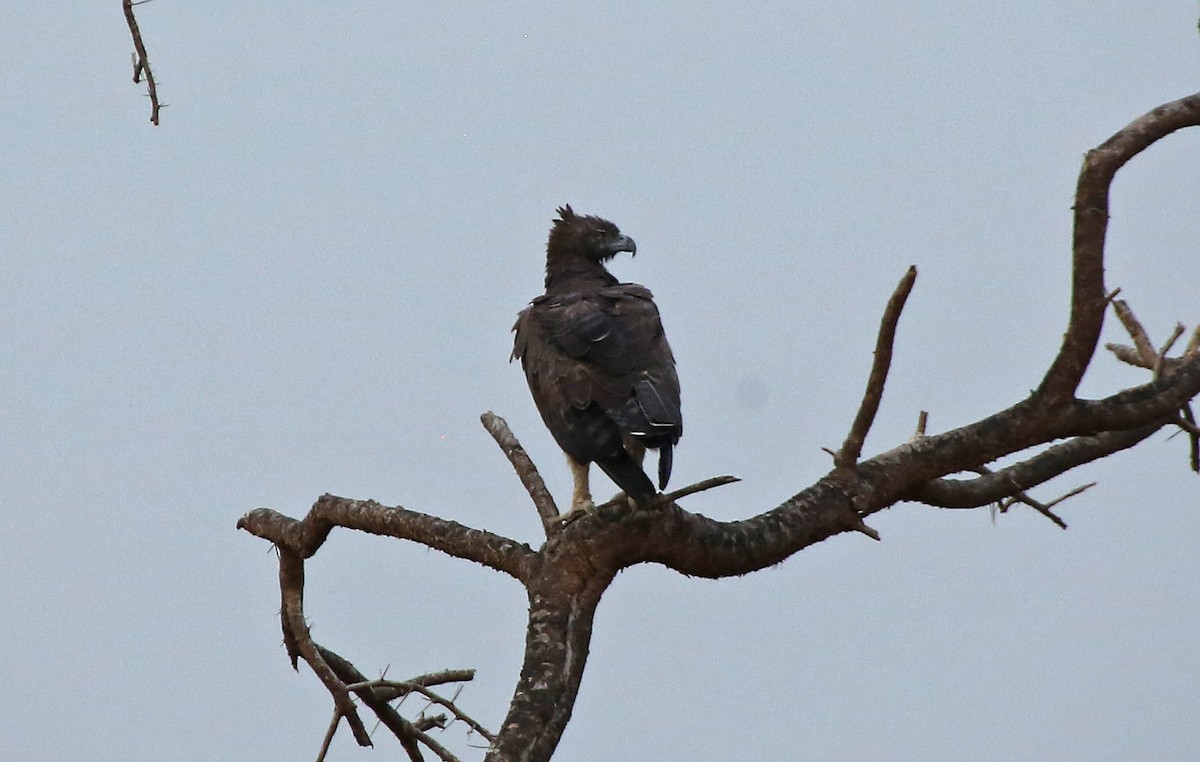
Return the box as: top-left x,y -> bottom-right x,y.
2,3 -> 1198,760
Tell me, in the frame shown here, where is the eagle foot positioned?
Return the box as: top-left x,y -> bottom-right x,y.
557,498 -> 597,526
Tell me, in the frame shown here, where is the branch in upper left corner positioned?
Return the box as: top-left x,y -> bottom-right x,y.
123,0 -> 161,125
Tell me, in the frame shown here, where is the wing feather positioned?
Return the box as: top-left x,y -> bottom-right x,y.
516,285 -> 680,442
513,283 -> 682,489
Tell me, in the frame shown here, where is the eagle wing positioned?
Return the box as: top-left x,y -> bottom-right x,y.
513,284 -> 682,488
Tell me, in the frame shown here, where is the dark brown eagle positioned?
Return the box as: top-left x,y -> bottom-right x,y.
512,205 -> 683,513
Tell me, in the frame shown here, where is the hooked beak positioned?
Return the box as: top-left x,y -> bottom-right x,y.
604,234 -> 637,257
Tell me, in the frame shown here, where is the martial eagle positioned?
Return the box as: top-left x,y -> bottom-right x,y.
512,205 -> 683,513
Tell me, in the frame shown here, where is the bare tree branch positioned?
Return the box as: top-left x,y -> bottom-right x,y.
973,465 -> 1074,529
1071,356 -> 1200,432
122,0 -> 162,125
320,647 -> 449,761
277,549 -> 373,748
402,669 -> 479,689
237,494 -> 535,581
1037,93 -> 1200,403
415,715 -> 449,733
238,90 -> 1200,762
906,425 -> 1159,510
836,266 -> 918,468
348,678 -> 496,743
1174,412 -> 1200,438
913,410 -> 929,439
1110,298 -> 1157,363
481,412 -> 560,533
315,711 -> 343,762
1185,325 -> 1200,360
1155,323 -> 1187,377
1023,480 -> 1095,515
1126,300 -> 1200,373
1106,342 -> 1147,368
662,474 -> 740,502
344,669 -> 477,703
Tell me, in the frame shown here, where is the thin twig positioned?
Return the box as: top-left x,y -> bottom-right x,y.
347,679 -> 496,743
1176,406 -> 1200,472
913,410 -> 928,439
1154,323 -> 1186,378
346,669 -> 475,699
1104,309 -> 1197,470
1105,311 -> 1196,380
406,669 -> 477,688
319,647 -> 433,761
415,714 -> 448,732
1037,481 -> 1096,512
316,712 -> 342,762
851,518 -> 882,541
836,266 -> 918,468
662,475 -> 740,502
408,682 -> 493,741
122,0 -> 161,125
972,466 -> 1071,529
1110,298 -> 1156,363
345,667 -> 475,696
481,411 -> 560,532
402,724 -> 458,762
1105,342 -> 1146,368
1184,325 -> 1200,359
1175,411 -> 1200,437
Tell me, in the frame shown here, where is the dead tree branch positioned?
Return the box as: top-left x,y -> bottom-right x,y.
1109,297 -> 1157,364
278,548 -> 373,749
482,411 -> 560,533
238,91 -> 1200,762
662,474 -> 740,502
346,677 -> 496,744
974,465 -> 1076,529
1037,92 -> 1200,403
1179,406 -> 1200,472
237,494 -> 535,582
1002,480 -> 1096,522
320,646 -> 462,762
122,0 -> 162,125
906,425 -> 1160,512
836,266 -> 918,468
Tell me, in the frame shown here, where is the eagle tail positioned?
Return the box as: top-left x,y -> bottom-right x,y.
657,444 -> 673,490
595,455 -> 657,508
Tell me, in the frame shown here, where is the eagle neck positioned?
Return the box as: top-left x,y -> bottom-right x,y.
543,263 -> 618,293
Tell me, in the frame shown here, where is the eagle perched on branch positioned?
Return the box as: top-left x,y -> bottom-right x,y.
513,205 -> 683,513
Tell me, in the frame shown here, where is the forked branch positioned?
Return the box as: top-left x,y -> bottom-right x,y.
240,90 -> 1200,762
237,494 -> 535,581
346,676 -> 496,744
320,647 -> 477,762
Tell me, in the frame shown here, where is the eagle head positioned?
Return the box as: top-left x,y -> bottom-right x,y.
548,204 -> 637,265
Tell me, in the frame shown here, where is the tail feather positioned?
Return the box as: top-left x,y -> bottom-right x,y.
657,444 -> 673,490
595,454 -> 656,508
